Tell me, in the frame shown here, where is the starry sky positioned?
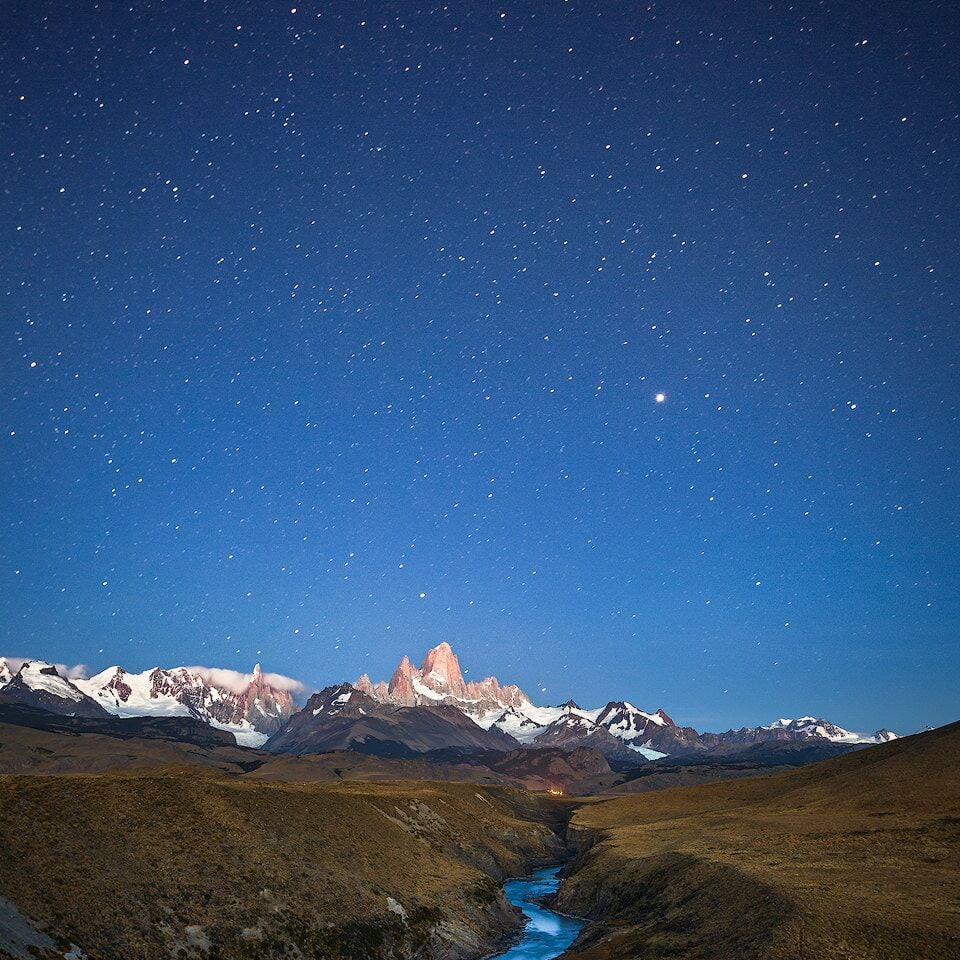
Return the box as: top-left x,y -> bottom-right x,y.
2,2 -> 958,735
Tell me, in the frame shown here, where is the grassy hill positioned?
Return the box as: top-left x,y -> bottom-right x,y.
0,712 -> 610,793
555,720 -> 960,960
0,771 -> 568,960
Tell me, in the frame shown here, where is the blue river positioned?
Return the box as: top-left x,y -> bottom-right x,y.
492,866 -> 584,960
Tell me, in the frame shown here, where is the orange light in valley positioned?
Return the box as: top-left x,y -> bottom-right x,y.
548,786 -> 564,796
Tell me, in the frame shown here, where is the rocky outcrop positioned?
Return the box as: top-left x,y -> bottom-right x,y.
465,675 -> 528,710
420,642 -> 468,698
355,674 -> 389,699
387,656 -> 419,705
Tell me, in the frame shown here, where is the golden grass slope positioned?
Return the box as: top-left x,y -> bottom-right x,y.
556,720 -> 960,960
0,771 -> 566,960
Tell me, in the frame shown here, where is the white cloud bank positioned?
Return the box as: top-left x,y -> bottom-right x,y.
185,665 -> 306,697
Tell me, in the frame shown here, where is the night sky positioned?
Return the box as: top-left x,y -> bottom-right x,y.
2,2 -> 958,734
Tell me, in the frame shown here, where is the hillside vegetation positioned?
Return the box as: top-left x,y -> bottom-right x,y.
556,721 -> 960,960
0,772 -> 567,960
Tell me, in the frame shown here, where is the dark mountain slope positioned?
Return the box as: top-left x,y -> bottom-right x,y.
0,703 -> 239,747
0,712 -> 265,777
265,683 -> 518,756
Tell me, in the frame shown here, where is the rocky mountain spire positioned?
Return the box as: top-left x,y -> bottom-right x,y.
388,655 -> 417,705
353,642 -> 531,717
419,642 -> 467,698
354,673 -> 389,701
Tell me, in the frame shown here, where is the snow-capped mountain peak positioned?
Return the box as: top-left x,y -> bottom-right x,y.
0,661 -> 108,718
763,716 -> 892,745
487,705 -> 545,743
595,701 -> 670,741
74,663 -> 298,746
16,661 -> 84,702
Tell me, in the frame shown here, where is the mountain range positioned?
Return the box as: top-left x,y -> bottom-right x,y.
0,644 -> 897,762
345,642 -> 896,762
0,657 -> 296,746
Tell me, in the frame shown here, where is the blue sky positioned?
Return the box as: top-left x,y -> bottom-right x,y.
1,1 -> 957,734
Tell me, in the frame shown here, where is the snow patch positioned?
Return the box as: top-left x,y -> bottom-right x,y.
208,720 -> 269,748
386,897 -> 407,920
410,676 -> 446,701
18,662 -> 83,701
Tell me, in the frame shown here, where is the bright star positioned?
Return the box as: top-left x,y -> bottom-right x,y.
655,392 -> 666,403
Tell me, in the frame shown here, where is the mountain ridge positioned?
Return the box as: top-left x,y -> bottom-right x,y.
0,660 -> 109,719
1,645 -> 898,756
265,682 -> 520,757
0,659 -> 297,746
350,643 -> 897,761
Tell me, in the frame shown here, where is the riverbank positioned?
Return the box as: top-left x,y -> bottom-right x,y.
0,774 -> 570,960
552,722 -> 960,960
